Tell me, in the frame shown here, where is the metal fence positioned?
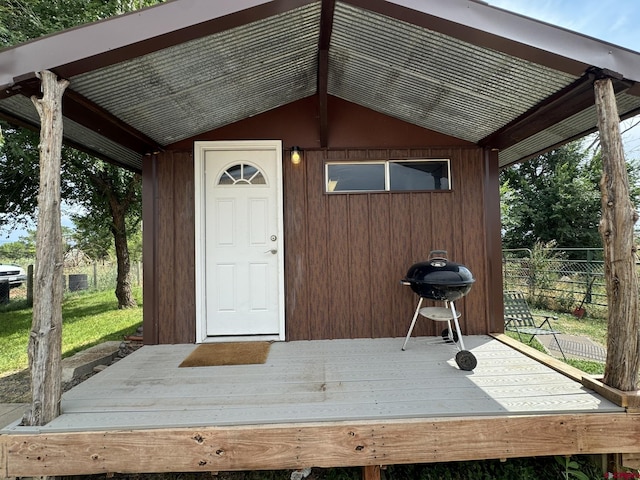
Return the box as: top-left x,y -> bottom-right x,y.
1,260 -> 142,303
502,248 -> 615,313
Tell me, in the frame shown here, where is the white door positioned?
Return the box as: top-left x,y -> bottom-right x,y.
194,141 -> 284,341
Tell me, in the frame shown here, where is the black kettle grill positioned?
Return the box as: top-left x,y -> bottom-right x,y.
401,250 -> 477,371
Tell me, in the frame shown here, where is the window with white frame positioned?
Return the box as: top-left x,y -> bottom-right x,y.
325,159 -> 451,193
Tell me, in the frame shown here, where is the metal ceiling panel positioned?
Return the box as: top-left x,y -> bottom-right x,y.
2,0 -> 639,171
0,94 -> 142,169
70,2 -> 322,145
500,91 -> 640,167
329,2 -> 578,143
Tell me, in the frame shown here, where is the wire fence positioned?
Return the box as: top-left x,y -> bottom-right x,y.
2,248 -> 632,314
502,248 -> 623,316
1,258 -> 142,304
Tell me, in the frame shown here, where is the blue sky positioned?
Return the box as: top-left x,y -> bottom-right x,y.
488,0 -> 640,52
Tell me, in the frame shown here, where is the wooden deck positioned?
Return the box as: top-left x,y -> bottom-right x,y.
2,335 -> 640,478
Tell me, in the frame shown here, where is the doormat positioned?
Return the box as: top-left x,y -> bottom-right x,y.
179,342 -> 271,367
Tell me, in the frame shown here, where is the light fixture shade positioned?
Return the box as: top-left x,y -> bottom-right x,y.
291,146 -> 302,165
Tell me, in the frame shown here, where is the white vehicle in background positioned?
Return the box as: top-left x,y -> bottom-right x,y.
0,264 -> 27,288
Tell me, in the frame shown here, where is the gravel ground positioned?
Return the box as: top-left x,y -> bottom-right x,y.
0,340 -> 143,403
0,365 -> 101,403
0,368 -> 31,403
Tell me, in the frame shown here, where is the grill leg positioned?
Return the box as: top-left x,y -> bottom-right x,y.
449,301 -> 466,351
402,297 -> 424,350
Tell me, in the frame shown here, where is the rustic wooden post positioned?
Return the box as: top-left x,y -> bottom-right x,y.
22,70 -> 69,426
594,77 -> 640,392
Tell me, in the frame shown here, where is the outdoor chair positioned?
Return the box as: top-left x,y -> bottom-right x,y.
503,291 -> 566,360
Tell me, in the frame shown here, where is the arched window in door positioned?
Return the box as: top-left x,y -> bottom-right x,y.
218,163 -> 266,185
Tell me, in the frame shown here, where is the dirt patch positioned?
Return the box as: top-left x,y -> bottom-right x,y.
0,367 -> 104,403
0,369 -> 31,403
0,339 -> 143,403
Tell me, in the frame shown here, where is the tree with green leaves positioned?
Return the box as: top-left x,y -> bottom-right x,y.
0,0 -> 164,46
67,155 -> 142,308
500,141 -> 640,251
0,0 -> 162,308
0,122 -> 142,307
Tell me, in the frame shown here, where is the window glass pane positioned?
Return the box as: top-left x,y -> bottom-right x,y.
389,161 -> 450,191
218,163 -> 266,185
326,164 -> 385,192
222,164 -> 242,183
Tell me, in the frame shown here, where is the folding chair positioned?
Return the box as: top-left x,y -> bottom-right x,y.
503,291 -> 566,360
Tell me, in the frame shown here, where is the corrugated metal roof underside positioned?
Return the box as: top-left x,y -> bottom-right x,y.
3,0 -> 639,171
499,91 -> 640,167
70,3 -> 322,145
328,2 -> 579,143
0,94 -> 142,169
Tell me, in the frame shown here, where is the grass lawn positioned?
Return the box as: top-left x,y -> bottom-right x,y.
544,310 -> 608,346
0,287 -> 142,376
511,307 -> 608,375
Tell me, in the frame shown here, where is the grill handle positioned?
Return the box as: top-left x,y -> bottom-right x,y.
428,250 -> 448,260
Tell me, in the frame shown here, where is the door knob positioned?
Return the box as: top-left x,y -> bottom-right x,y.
264,249 -> 278,254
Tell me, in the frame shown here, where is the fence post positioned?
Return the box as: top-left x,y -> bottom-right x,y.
0,278 -> 9,304
528,249 -> 535,299
586,249 -> 594,304
27,264 -> 34,307
93,261 -> 98,289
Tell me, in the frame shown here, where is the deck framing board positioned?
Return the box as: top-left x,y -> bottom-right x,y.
3,413 -> 640,477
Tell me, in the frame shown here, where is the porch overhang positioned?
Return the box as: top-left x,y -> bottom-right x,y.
0,0 -> 639,170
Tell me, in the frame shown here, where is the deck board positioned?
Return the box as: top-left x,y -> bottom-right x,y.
1,336 -> 622,434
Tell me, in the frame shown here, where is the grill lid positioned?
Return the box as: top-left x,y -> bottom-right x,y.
405,260 -> 475,286
403,251 -> 475,287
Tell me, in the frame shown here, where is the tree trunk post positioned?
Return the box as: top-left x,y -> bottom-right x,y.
594,77 -> 640,392
22,70 -> 69,426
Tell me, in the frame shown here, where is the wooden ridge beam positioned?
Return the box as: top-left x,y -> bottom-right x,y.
317,0 -> 335,148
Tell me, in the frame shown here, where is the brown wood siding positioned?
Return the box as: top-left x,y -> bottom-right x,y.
143,97 -> 503,344
145,146 -> 492,344
143,151 -> 195,344
283,147 -> 489,341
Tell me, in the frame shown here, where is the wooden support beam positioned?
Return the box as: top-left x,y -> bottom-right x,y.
480,70 -> 631,152
22,70 -> 69,427
362,465 -> 381,480
62,89 -> 162,155
595,77 -> 640,392
1,80 -> 157,172
622,453 -> 640,470
4,414 -> 640,478
318,49 -> 329,148
317,0 -> 335,148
